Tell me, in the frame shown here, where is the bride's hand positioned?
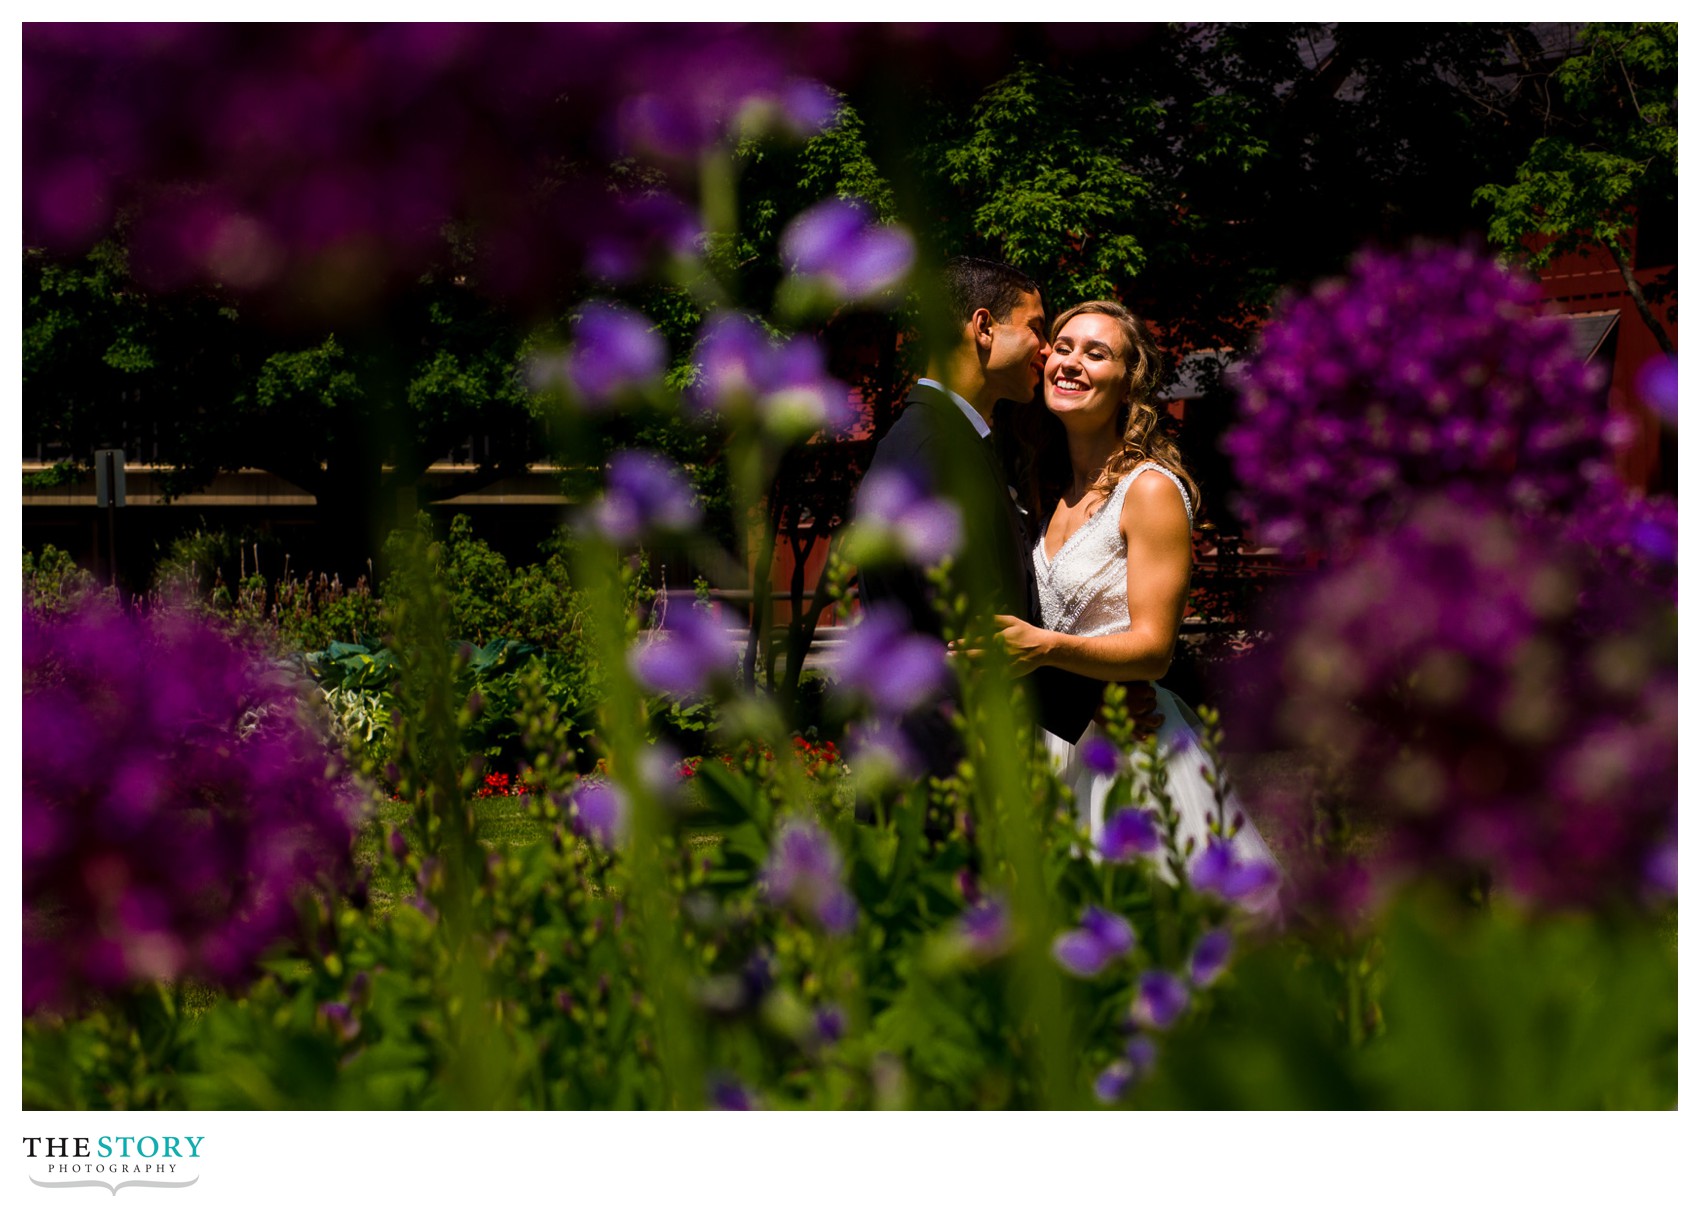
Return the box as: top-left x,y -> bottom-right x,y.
947,615 -> 1052,676
990,613 -> 1054,676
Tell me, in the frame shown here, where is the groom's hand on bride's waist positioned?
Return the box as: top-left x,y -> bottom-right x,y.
1125,681 -> 1163,741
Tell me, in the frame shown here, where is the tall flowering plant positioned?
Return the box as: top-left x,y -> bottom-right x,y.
1221,243 -> 1677,926
1237,496 -> 1675,911
1225,244 -> 1618,555
22,605 -> 363,1011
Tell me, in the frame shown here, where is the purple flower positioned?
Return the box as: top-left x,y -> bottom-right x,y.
22,605 -> 362,1010
830,607 -> 950,716
612,49 -> 783,161
1636,355 -> 1676,425
762,818 -> 858,936
741,950 -> 776,1003
688,313 -> 852,437
1052,906 -> 1135,978
584,193 -> 702,283
387,828 -> 410,862
1101,808 -> 1163,863
1093,1036 -> 1159,1103
591,450 -> 702,543
1131,970 -> 1190,1030
708,1074 -> 759,1111
777,79 -> 840,136
572,781 -> 628,849
848,464 -> 964,567
1233,496 -> 1675,911
814,1004 -> 847,1044
1643,839 -> 1677,900
1225,244 -> 1611,554
1188,929 -> 1233,987
1080,735 -> 1123,778
1094,1059 -> 1137,1104
17,26 -> 876,308
319,1001 -> 360,1043
1189,840 -> 1280,907
612,45 -> 830,161
630,604 -> 738,697
634,741 -> 688,806
1563,485 -> 1677,600
690,312 -> 774,414
759,335 -> 856,436
954,896 -> 1013,960
843,719 -> 924,782
552,301 -> 666,409
780,198 -> 915,302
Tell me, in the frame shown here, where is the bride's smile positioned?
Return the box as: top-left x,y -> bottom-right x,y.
1044,312 -> 1131,427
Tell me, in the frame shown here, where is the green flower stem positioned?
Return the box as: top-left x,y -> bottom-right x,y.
384,526 -> 512,1106
578,542 -> 705,1108
960,656 -> 1081,1109
699,147 -> 738,248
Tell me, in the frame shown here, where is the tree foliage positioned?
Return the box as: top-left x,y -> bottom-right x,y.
24,23 -> 1648,564
900,23 -> 1546,359
1475,22 -> 1677,351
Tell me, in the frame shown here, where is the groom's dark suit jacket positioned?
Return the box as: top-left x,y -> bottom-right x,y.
855,383 -> 1101,777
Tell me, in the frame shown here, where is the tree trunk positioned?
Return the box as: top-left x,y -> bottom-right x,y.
781,528 -> 844,704
742,503 -> 778,692
1603,237 -> 1676,357
780,529 -> 814,698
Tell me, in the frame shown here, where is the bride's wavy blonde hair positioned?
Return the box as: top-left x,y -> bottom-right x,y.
1007,300 -> 1198,518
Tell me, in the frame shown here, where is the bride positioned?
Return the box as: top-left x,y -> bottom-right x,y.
990,300 -> 1278,904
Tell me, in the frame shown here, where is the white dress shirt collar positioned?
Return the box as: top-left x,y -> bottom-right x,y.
916,377 -> 991,440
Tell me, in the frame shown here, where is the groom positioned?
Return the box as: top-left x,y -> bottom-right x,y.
854,255 -> 1158,778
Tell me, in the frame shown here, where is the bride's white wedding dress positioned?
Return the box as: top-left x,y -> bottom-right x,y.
1036,463 -> 1279,906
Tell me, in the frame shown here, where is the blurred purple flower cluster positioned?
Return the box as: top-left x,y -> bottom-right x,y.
23,605 -> 362,1011
1052,906 -> 1135,978
1562,484 -> 1678,601
584,193 -> 703,285
20,25 -> 858,305
1237,496 -> 1675,908
953,895 -> 1014,961
844,464 -> 964,568
1226,245 -> 1612,554
532,302 -> 668,410
1189,839 -> 1281,909
1100,808 -> 1162,862
615,47 -> 838,162
630,603 -> 739,698
761,818 -> 858,936
780,198 -> 916,304
1086,929 -> 1236,1103
688,312 -> 854,438
1130,969 -> 1190,1030
830,607 -> 951,718
1634,355 -> 1677,426
591,450 -> 702,544
707,1073 -> 760,1111
570,781 -> 629,850
841,718 -> 924,787
1094,1034 -> 1158,1103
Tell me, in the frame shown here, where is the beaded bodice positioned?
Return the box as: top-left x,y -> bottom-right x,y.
1034,462 -> 1193,639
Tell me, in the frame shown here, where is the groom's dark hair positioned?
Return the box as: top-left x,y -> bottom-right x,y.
941,256 -> 1042,328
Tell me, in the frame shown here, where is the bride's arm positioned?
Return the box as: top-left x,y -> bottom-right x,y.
992,471 -> 1192,681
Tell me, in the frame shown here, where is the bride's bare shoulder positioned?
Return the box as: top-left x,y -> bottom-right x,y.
1117,467 -> 1191,542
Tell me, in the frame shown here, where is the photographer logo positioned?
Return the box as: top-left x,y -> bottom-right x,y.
23,1136 -> 202,1195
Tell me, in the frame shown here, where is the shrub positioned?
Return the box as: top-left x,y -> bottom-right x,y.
22,544 -> 109,617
